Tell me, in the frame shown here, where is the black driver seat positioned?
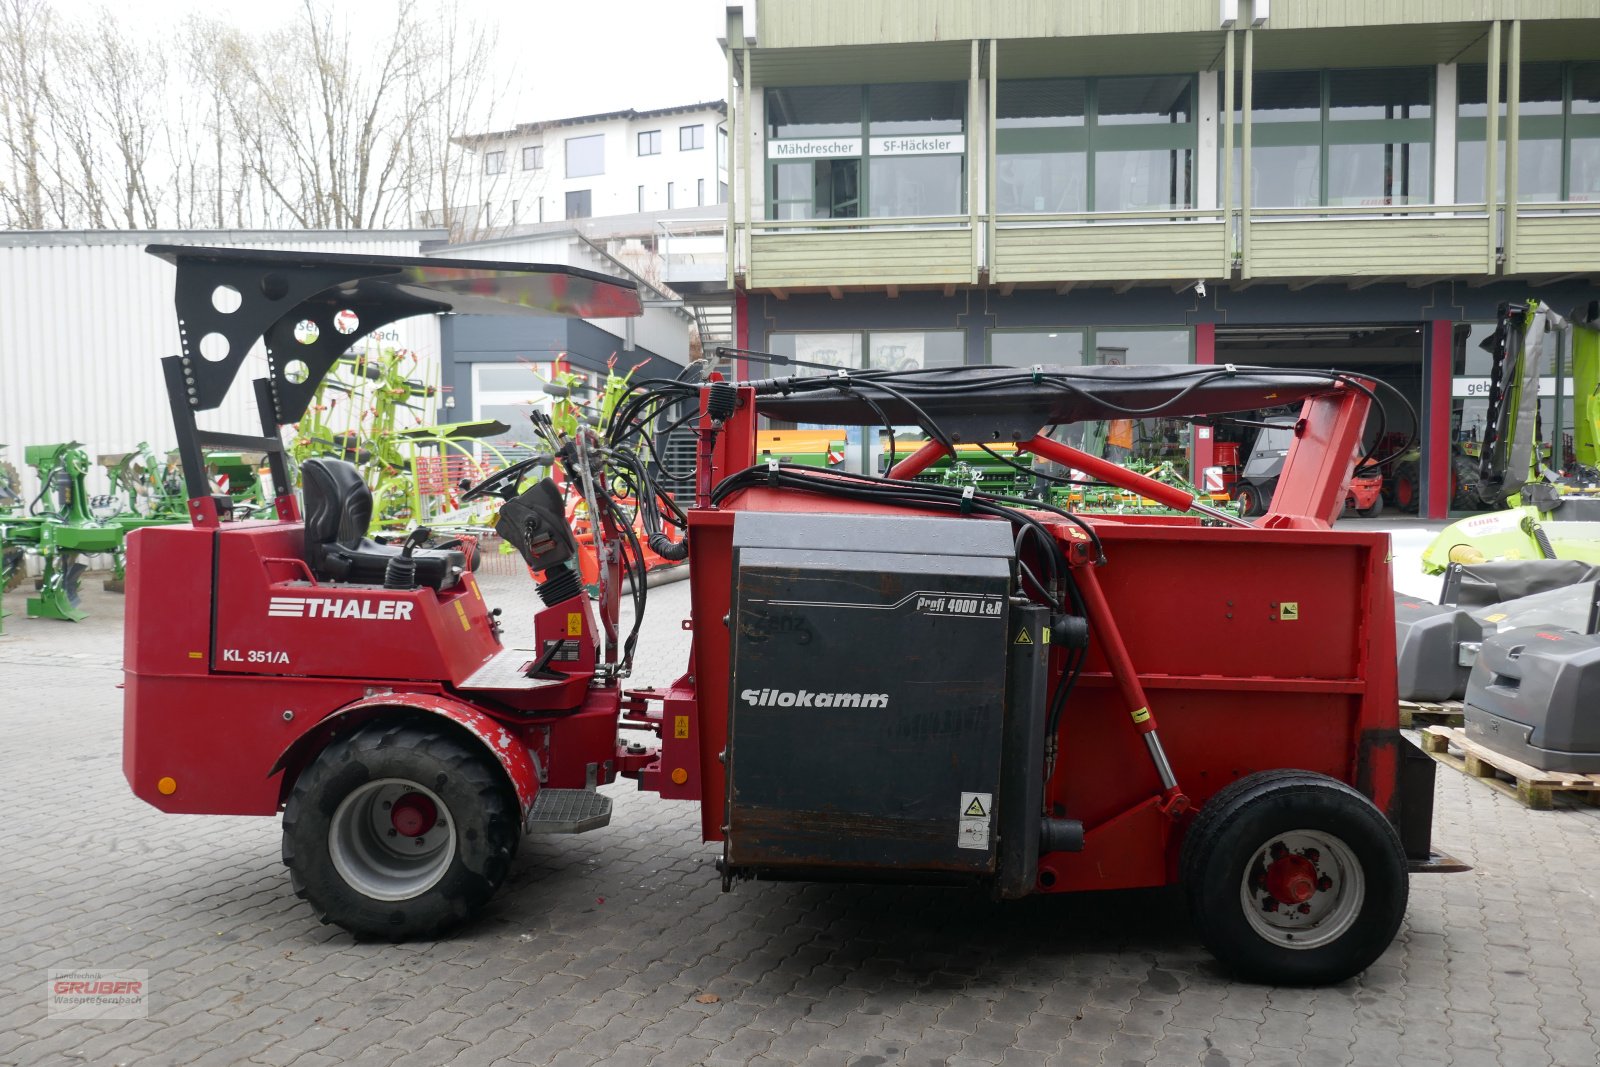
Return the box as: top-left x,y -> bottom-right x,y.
301,458 -> 467,590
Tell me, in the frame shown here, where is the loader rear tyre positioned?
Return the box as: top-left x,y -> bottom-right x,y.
1357,496 -> 1384,518
282,722 -> 519,941
1180,770 -> 1407,985
1393,464 -> 1419,512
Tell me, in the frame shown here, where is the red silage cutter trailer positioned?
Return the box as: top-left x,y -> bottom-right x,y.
124,247 -> 1461,986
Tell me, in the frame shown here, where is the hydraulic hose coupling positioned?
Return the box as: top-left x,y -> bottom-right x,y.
648,532 -> 689,562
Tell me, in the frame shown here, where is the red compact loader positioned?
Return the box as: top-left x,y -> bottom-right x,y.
124,247 -> 1460,985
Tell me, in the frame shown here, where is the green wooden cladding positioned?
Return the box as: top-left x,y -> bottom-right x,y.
753,0 -> 1595,49
748,228 -> 974,289
1510,214 -> 1600,274
993,222 -> 1228,283
1244,217 -> 1491,278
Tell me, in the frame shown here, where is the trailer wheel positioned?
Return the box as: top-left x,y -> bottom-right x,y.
282,723 -> 519,940
1180,770 -> 1407,985
1234,484 -> 1263,517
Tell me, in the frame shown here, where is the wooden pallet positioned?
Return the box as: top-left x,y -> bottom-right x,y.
1419,726 -> 1600,810
1399,699 -> 1464,729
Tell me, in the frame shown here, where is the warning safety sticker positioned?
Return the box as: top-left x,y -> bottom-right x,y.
957,791 -> 992,851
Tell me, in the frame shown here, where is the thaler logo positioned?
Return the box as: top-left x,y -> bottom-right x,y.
740,688 -> 888,709
268,596 -> 415,621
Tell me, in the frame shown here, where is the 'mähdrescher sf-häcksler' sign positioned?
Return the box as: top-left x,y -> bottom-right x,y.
768,135 -> 965,159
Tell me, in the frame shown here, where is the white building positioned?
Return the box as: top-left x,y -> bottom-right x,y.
442,101 -> 729,231
0,227 -> 687,506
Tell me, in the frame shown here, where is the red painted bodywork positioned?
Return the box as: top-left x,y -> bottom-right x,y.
125,369 -> 1406,900
122,519 -> 623,819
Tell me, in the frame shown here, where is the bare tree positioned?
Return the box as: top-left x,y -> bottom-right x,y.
0,0 -> 515,233
0,0 -> 52,228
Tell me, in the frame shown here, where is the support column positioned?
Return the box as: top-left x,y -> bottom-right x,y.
1422,320 -> 1455,519
1193,324 -> 1216,480
735,290 -> 751,381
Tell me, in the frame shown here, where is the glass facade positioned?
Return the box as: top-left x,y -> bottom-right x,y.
1458,61 -> 1600,203
766,84 -> 965,219
997,76 -> 1193,213
1227,67 -> 1432,208
766,330 -> 964,373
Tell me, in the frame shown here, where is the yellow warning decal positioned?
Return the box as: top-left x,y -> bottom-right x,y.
673,715 -> 690,740
1280,602 -> 1300,621
1042,627 -> 1051,645
466,574 -> 482,601
567,612 -> 584,637
187,651 -> 203,659
1014,628 -> 1033,645
454,601 -> 471,631
1131,707 -> 1151,724
964,796 -> 987,817
1485,612 -> 1508,622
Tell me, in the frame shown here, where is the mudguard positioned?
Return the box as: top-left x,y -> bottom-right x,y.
272,692 -> 540,818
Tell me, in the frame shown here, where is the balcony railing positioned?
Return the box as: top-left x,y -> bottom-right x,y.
731,200 -> 1590,291
993,208 -> 1228,284
747,216 -> 976,290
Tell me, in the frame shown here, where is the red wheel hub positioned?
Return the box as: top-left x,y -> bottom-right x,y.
390,792 -> 438,837
1265,853 -> 1319,905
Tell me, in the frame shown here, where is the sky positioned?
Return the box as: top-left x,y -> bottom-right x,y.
55,0 -> 733,124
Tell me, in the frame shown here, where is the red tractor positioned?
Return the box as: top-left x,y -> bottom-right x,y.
125,247 -> 1459,985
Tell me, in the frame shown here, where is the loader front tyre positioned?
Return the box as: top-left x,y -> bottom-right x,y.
1180,770 -> 1407,985
282,723 -> 519,941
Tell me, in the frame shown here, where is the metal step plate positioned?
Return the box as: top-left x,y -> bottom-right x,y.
525,788 -> 612,834
461,648 -> 568,691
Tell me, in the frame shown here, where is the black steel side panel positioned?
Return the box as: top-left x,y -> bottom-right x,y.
726,512 -> 1013,876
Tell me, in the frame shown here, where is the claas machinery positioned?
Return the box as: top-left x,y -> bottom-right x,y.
124,246 -> 1459,986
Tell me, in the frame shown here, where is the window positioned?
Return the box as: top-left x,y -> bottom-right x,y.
718,126 -> 729,167
638,130 -> 661,156
1458,61 -> 1600,204
767,331 -> 864,373
698,178 -> 705,206
522,145 -> 543,170
867,331 -> 964,371
719,181 -> 729,204
866,82 -> 965,217
680,124 -> 705,151
667,182 -> 675,209
483,150 -> 505,176
566,134 -> 604,178
765,83 -> 965,219
565,189 -> 591,219
989,330 -> 1087,365
997,76 -> 1193,214
1226,68 -> 1431,208
637,185 -> 645,212
767,330 -> 963,376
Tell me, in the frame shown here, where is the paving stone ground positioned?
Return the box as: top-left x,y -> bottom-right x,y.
3,522 -> 1599,1066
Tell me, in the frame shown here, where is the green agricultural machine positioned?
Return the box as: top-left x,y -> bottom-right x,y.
1424,300 -> 1600,573
6,442 -> 125,622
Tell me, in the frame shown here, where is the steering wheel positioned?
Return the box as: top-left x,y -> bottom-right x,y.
460,455 -> 552,503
